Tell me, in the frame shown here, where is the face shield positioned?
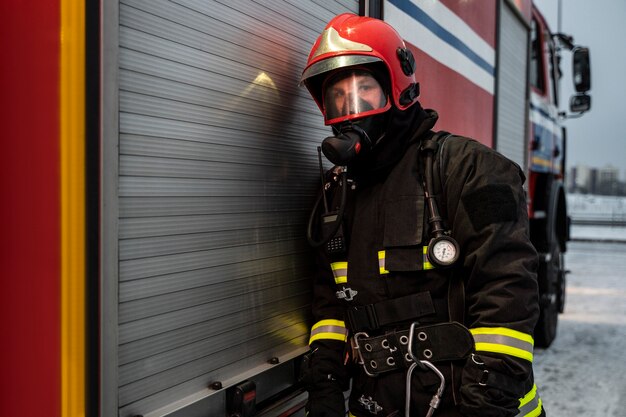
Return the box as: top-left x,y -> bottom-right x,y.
322,69 -> 389,125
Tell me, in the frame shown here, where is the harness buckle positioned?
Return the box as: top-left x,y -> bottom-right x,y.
352,332 -> 377,377
335,287 -> 358,301
357,395 -> 383,415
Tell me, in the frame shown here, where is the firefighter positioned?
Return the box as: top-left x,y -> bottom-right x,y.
300,13 -> 546,417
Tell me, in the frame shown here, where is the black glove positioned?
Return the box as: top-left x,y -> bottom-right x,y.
300,346 -> 348,417
305,383 -> 346,417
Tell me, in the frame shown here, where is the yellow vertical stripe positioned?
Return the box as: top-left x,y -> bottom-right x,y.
61,1 -> 86,416
378,250 -> 389,274
423,245 -> 434,270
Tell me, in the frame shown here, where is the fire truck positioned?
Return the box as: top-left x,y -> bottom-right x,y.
3,0 -> 590,416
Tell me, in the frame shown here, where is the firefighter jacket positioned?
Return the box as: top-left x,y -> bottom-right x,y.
304,105 -> 545,417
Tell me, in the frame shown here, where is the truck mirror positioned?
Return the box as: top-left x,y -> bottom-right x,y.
572,47 -> 591,92
569,93 -> 591,113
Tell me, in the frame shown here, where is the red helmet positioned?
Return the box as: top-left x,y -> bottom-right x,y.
301,13 -> 419,125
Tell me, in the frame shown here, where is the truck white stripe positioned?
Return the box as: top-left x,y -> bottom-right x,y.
386,0 -> 495,95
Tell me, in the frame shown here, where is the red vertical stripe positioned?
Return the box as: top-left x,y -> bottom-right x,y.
0,2 -> 61,417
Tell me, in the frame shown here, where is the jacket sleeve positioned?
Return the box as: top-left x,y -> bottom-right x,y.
301,249 -> 350,417
302,177 -> 350,416
440,138 -> 540,417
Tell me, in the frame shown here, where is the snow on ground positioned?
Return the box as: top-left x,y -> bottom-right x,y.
570,224 -> 626,242
532,196 -> 626,416
568,193 -> 626,241
534,239 -> 626,417
568,193 -> 626,222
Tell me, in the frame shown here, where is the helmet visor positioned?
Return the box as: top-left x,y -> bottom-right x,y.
322,70 -> 389,124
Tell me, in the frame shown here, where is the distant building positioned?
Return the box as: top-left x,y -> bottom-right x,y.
567,166 -> 577,191
569,164 -> 596,193
598,165 -> 620,195
567,164 -> 626,195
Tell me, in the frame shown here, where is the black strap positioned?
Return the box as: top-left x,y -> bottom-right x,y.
354,322 -> 474,376
426,132 -> 466,324
345,292 -> 437,332
436,134 -> 466,324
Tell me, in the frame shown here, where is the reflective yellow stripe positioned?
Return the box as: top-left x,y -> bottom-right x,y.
517,385 -> 543,417
312,319 -> 345,330
423,246 -> 434,270
473,342 -> 534,362
330,261 -> 348,284
471,327 -> 534,362
532,155 -> 552,168
378,251 -> 389,274
471,327 -> 535,344
61,0 -> 86,416
519,384 -> 537,407
309,319 -> 348,344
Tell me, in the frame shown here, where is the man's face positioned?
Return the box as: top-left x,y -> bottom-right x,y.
323,70 -> 387,122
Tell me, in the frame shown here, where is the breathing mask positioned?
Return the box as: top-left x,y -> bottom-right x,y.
321,115 -> 387,166
320,69 -> 389,166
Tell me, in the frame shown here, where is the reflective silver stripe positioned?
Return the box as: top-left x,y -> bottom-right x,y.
378,251 -> 389,274
470,327 -> 534,361
517,385 -> 542,417
330,261 -> 348,284
472,333 -> 533,353
423,245 -> 434,270
310,325 -> 347,336
309,319 -> 348,344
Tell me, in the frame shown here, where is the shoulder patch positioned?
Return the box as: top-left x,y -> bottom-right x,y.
461,184 -> 518,230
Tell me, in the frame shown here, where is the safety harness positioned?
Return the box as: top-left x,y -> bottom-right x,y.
348,132 -> 467,417
343,132 -> 469,369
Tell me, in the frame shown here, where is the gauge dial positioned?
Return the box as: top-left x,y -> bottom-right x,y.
428,236 -> 460,267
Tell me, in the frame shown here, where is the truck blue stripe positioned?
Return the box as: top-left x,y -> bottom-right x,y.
387,0 -> 495,76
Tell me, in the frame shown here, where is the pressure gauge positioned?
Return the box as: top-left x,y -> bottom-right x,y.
427,235 -> 460,268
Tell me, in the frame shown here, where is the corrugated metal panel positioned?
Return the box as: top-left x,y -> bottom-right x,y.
496,2 -> 528,169
117,0 -> 358,416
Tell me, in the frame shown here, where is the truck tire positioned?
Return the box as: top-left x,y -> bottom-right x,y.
534,238 -> 560,348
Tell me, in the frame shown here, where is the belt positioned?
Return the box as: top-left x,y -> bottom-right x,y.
345,292 -> 444,332
352,322 -> 474,376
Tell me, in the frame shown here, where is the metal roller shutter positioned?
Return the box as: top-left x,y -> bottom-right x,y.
495,1 -> 529,169
116,0 -> 358,415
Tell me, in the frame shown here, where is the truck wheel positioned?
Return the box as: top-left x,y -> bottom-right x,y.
534,241 -> 560,348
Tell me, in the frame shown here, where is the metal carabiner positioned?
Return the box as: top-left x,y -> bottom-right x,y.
405,323 -> 446,417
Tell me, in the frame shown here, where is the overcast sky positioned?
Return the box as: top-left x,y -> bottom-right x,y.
533,0 -> 626,179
